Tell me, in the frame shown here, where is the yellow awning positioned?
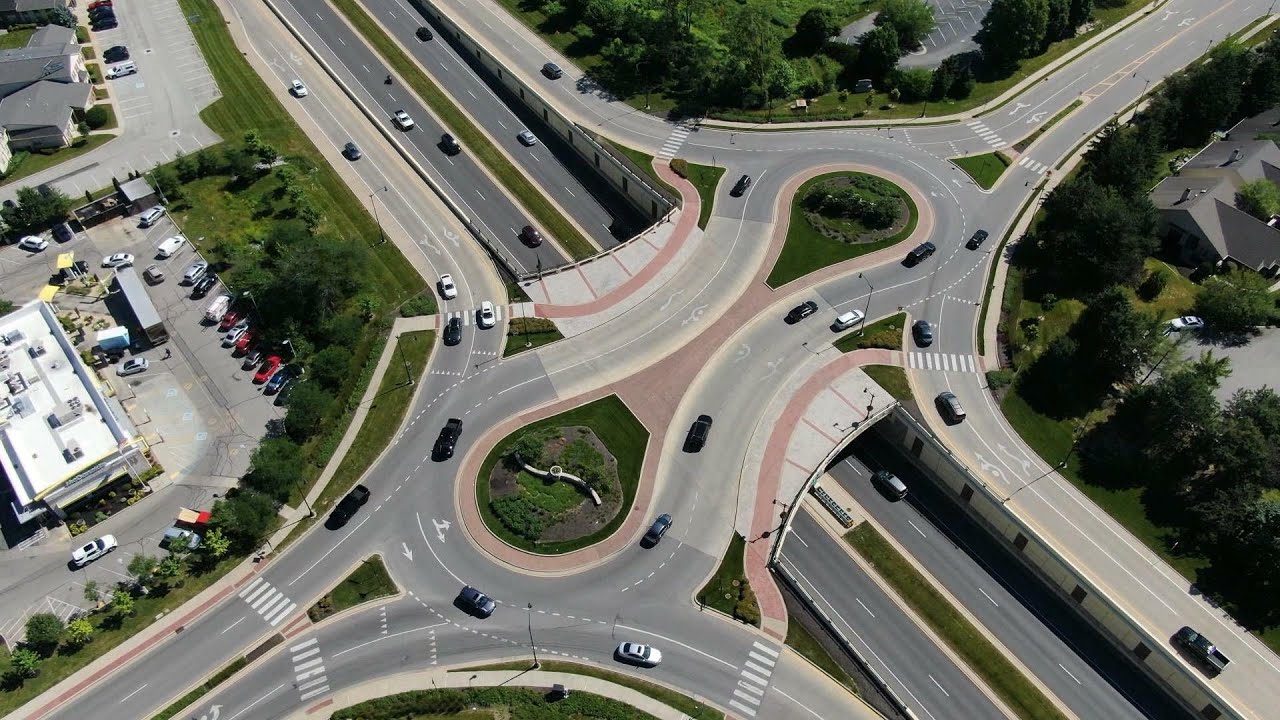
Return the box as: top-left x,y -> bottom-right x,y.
38,285 -> 59,301
55,252 -> 75,270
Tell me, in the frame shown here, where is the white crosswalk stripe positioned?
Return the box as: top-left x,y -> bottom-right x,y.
289,638 -> 330,702
966,120 -> 1006,149
1016,156 -> 1049,174
656,126 -> 692,159
908,352 -> 978,373
727,642 -> 780,717
237,577 -> 298,627
447,306 -> 505,327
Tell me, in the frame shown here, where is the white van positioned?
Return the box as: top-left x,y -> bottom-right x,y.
156,235 -> 186,258
106,62 -> 137,80
138,206 -> 165,228
203,294 -> 231,323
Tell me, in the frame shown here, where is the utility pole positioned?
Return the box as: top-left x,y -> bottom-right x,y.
369,186 -> 388,244
858,272 -> 874,336
527,603 -> 540,668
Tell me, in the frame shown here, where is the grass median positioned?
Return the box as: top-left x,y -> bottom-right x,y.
951,152 -> 1011,190
329,0 -> 594,260
308,555 -> 398,621
784,619 -> 860,696
846,524 -> 1069,720
1013,100 -> 1082,153
504,317 -> 564,357
695,533 -> 760,626
835,312 -> 905,353
863,365 -> 912,401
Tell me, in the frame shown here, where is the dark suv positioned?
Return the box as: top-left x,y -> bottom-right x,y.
433,418 -> 463,460
684,415 -> 712,452
443,317 -> 462,346
785,300 -> 818,324
904,241 -> 937,266
642,513 -> 672,547
912,320 -> 934,347
440,133 -> 461,156
542,62 -> 564,79
457,586 -> 496,618
326,485 -> 370,529
966,229 -> 989,250
731,174 -> 752,197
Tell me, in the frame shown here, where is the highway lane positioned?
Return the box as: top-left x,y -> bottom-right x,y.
826,434 -> 1190,720
780,510 -> 1005,720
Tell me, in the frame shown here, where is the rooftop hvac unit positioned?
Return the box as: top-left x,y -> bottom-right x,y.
62,443 -> 84,463
26,344 -> 46,359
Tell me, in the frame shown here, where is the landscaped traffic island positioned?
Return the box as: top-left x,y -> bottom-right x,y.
768,171 -> 919,287
477,395 -> 648,555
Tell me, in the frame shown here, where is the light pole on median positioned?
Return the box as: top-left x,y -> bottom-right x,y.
527,603 -> 540,668
858,272 -> 874,336
369,186 -> 388,244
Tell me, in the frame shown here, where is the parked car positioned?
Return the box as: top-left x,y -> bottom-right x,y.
684,415 -> 712,452
642,514 -> 672,546
116,357 -> 149,376
392,110 -> 414,130
182,260 -> 209,284
731,174 -> 752,197
221,321 -> 250,347
105,62 -> 136,79
477,301 -> 496,329
241,347 -> 265,370
542,62 -> 564,79
433,418 -> 463,460
343,141 -> 362,160
519,225 -> 543,247
517,130 -> 538,146
52,222 -> 74,242
253,355 -> 283,384
234,329 -> 256,354
904,241 -> 937,266
457,586 -> 496,618
264,364 -> 300,394
218,310 -> 243,332
71,535 -> 117,567
16,235 -> 48,252
966,229 -> 989,250
101,253 -> 134,269
290,79 -> 308,97
143,265 -> 165,284
440,133 -> 461,155
1166,316 -> 1205,334
443,317 -> 462,346
871,469 -> 907,501
139,206 -> 165,227
327,485 -> 370,529
935,391 -> 966,424
156,235 -> 186,258
92,18 -> 117,30
89,0 -> 113,10
160,527 -> 202,550
785,300 -> 818,324
191,274 -> 218,299
832,309 -> 865,331
416,26 -> 433,41
615,642 -> 662,667
103,45 -> 129,63
912,320 -> 934,347
438,273 -> 457,300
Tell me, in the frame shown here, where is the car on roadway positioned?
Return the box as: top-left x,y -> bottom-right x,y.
904,241 -> 937,266
116,357 -> 149,376
343,142 -> 362,160
433,418 -> 463,460
832,309 -> 865,331
477,301 -> 496,329
542,62 -> 563,79
264,364 -> 300,395
416,26 -> 433,41
290,79 -> 308,97
253,355 -> 283,384
327,485 -> 370,529
191,274 -> 218,299
966,229 -> 989,250
101,253 -> 134,269
642,514 -> 672,546
71,535 -> 117,567
519,225 -> 543,247
222,321 -> 250,347
16,235 -> 48,252
182,260 -> 209,285
935,391 -> 966,424
517,129 -> 538,146
438,273 -> 458,300
684,415 -> 712,452
615,642 -> 662,667
103,45 -> 129,63
785,300 -> 818,324
440,133 -> 461,155
392,110 -> 415,130
912,320 -> 934,347
457,586 -> 496,618
443,317 -> 462,346
730,174 -> 752,197
1166,316 -> 1205,334
871,470 -> 907,501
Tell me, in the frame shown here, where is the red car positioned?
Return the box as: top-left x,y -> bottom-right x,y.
218,310 -> 242,332
89,0 -> 112,8
253,355 -> 282,384
234,329 -> 256,354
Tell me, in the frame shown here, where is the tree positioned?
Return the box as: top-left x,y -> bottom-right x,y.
1145,42 -> 1251,149
1035,175 -> 1158,292
50,7 -> 75,28
0,186 -> 71,232
83,580 -> 100,604
889,67 -> 933,102
84,105 -> 110,130
858,25 -> 902,81
210,491 -> 279,551
1243,37 -> 1280,115
202,527 -> 232,558
875,0 -> 936,50
283,382 -> 335,442
1067,0 -> 1093,29
790,7 -> 842,56
1237,178 -> 1280,221
151,166 -> 182,202
224,144 -> 257,179
128,554 -> 159,586
1195,269 -> 1275,334
9,647 -> 41,679
111,589 -> 135,617
1118,355 -> 1225,481
24,614 -> 65,655
1225,387 -> 1280,443
310,346 -> 353,390
65,618 -> 94,648
729,0 -> 784,110
977,0 -> 1049,69
1044,0 -> 1070,43
931,54 -> 975,100
243,438 -> 307,502
1082,120 -> 1159,196
1071,286 -> 1159,387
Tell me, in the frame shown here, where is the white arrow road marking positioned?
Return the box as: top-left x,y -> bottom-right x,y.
1008,101 -> 1031,114
973,453 -> 1005,480
197,704 -> 222,720
1027,111 -> 1047,123
401,542 -> 414,562
1178,17 -> 1194,26
996,443 -> 1032,474
657,289 -> 685,313
681,304 -> 708,326
733,343 -> 751,363
433,518 -> 452,542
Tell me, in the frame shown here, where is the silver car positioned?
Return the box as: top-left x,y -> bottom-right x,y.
117,357 -> 149,376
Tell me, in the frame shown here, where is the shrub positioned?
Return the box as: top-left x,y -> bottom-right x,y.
507,317 -> 558,335
24,614 -> 65,655
65,617 -> 94,648
399,293 -> 435,317
986,368 -> 1016,390
509,428 -> 556,468
669,158 -> 689,178
490,495 -> 546,541
84,105 -> 109,129
9,647 -> 41,679
1137,270 -> 1168,301
734,586 -> 761,626
1040,293 -> 1058,310
560,438 -> 606,487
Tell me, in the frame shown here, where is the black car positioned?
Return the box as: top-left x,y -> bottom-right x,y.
912,320 -> 934,347
935,391 -> 966,423
457,586 -> 495,618
730,174 -> 752,197
433,418 -> 463,460
190,274 -> 218,299
103,45 -> 129,63
52,222 -> 74,242
904,241 -> 936,266
542,62 -> 563,79
966,229 -> 989,250
642,514 -> 672,546
684,414 -> 712,453
92,19 -> 118,30
785,300 -> 818,324
520,225 -> 543,247
343,141 -> 361,160
440,133 -> 461,156
443,317 -> 462,346
89,7 -> 114,20
326,485 -> 370,529
416,26 -> 433,41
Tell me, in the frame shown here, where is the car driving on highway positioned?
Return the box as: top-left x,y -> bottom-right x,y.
433,418 -> 463,460
392,110 -> 415,130
438,273 -> 458,300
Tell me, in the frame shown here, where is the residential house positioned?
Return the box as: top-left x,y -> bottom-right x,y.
0,0 -> 69,27
1150,136 -> 1280,277
0,23 -> 91,150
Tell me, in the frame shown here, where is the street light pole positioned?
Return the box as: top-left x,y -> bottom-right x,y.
369,186 -> 388,244
858,272 -> 874,336
397,336 -> 413,386
527,603 -> 540,668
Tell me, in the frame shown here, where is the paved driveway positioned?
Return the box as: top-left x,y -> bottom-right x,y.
841,0 -> 993,69
1183,328 -> 1280,403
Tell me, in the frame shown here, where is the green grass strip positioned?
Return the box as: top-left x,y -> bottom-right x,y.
1013,100 -> 1081,153
504,318 -> 564,357
784,618 -> 860,696
309,555 -> 398,622
976,178 -> 1045,355
453,660 -> 723,719
847,524 -> 1069,720
329,0 -> 594,260
863,365 -> 912,401
695,533 -> 760,625
835,312 -> 905,353
150,657 -> 248,720
951,152 -> 1011,190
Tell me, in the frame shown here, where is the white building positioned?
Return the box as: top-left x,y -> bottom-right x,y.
0,302 -> 146,524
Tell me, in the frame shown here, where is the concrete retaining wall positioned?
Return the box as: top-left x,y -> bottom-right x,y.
874,407 -> 1238,720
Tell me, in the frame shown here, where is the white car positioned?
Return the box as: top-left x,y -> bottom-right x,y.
392,110 -> 415,130
117,357 -> 149,376
222,320 -> 249,346
71,535 -> 117,567
517,130 -> 538,146
16,235 -> 48,252
615,642 -> 662,667
290,79 -> 308,97
101,253 -> 135,269
438,273 -> 458,300
833,309 -> 866,331
477,301 -> 496,329
1166,316 -> 1205,333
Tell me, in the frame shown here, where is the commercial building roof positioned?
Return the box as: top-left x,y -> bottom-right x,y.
0,302 -> 132,511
